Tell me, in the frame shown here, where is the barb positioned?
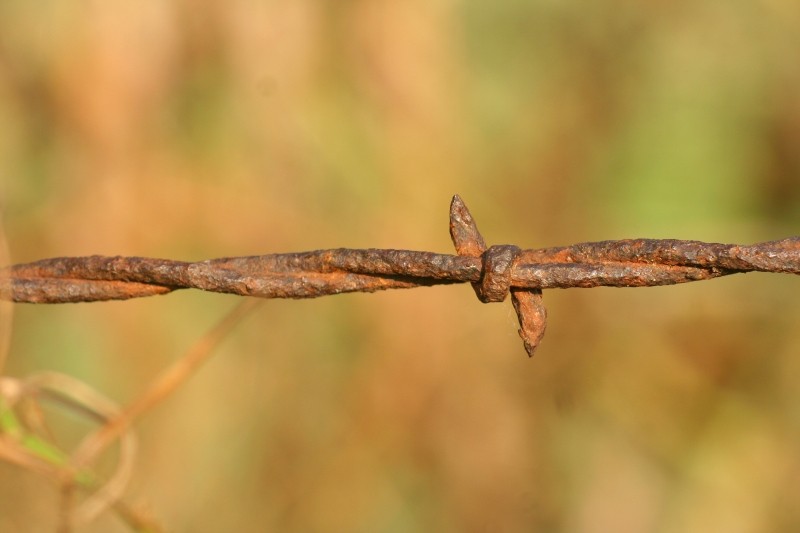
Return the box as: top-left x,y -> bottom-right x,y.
1,195 -> 799,356
449,195 -> 547,355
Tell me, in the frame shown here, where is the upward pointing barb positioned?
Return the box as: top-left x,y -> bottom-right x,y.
449,194 -> 487,258
448,194 -> 547,357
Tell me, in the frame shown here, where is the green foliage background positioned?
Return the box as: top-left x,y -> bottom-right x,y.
2,1 -> 800,531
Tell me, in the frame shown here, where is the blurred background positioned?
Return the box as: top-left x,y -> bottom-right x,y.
1,1 -> 800,531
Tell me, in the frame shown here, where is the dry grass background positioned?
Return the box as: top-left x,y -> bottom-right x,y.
2,1 -> 800,531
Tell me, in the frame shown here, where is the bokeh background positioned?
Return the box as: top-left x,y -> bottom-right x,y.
2,1 -> 800,531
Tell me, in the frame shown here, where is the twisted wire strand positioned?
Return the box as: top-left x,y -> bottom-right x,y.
1,195 -> 799,355
4,238 -> 799,302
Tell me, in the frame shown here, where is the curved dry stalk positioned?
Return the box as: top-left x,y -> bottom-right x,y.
0,216 -> 13,375
2,372 -> 137,529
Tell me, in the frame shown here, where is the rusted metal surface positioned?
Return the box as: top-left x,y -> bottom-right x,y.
2,196 -> 799,356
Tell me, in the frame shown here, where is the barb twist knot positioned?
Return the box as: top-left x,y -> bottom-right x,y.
477,245 -> 521,303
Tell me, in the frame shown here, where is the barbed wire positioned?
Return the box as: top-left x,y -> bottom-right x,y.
2,195 -> 799,355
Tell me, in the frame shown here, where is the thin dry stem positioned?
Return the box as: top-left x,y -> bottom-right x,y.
71,298 -> 261,470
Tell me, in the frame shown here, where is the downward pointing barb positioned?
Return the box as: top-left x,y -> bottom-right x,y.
511,288 -> 547,357
449,194 -> 547,357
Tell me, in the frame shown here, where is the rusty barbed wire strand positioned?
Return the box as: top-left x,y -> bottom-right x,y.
2,195 -> 800,355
